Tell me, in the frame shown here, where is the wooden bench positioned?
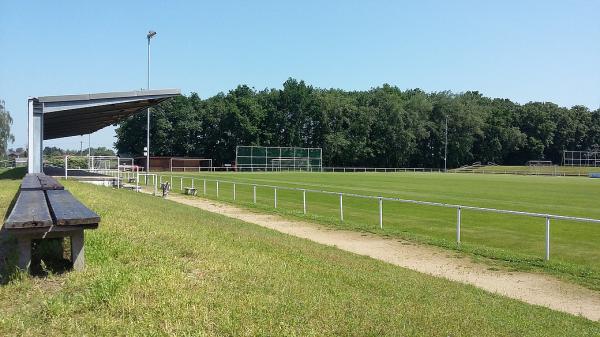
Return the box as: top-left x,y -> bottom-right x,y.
183,187 -> 197,196
3,173 -> 100,271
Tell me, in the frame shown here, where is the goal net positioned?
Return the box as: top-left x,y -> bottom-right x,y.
236,146 -> 322,172
170,157 -> 213,172
563,150 -> 600,167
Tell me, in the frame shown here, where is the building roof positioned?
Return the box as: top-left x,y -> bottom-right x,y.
34,89 -> 180,140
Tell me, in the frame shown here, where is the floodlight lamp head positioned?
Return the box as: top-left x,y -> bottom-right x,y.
147,30 -> 157,39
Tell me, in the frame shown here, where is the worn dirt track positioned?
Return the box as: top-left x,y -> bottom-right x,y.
163,192 -> 600,321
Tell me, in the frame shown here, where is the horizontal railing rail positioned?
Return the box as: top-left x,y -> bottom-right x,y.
154,173 -> 600,262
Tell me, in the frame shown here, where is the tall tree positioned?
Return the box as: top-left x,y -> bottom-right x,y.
0,100 -> 15,158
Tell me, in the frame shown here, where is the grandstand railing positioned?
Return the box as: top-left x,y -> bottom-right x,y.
151,174 -> 600,262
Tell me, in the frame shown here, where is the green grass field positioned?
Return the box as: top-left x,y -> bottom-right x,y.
1,169 -> 599,335
154,171 -> 600,289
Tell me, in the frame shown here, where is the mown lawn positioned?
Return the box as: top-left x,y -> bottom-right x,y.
0,169 -> 598,335
154,171 -> 600,290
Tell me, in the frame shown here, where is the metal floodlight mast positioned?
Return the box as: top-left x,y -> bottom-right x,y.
146,30 -> 157,173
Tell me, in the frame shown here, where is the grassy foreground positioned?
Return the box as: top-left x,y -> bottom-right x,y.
155,171 -> 600,290
0,171 -> 597,335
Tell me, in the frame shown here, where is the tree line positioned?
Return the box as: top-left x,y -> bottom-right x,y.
0,100 -> 14,158
115,79 -> 600,168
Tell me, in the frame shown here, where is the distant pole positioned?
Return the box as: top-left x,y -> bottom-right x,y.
80,140 -> 83,156
444,116 -> 448,172
146,30 -> 157,173
88,134 -> 91,157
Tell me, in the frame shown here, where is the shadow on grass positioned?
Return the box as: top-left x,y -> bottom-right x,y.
0,231 -> 72,285
0,167 -> 26,180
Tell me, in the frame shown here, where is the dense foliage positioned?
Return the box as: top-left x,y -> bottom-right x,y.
43,146 -> 116,168
0,100 -> 14,158
115,79 -> 599,168
43,146 -> 116,157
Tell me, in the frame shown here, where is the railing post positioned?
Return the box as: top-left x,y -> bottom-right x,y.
64,156 -> 68,180
456,206 -> 462,244
233,183 -> 236,201
274,188 -> 277,208
203,179 -> 206,195
303,190 -> 306,214
216,181 -> 219,198
545,216 -> 550,261
253,185 -> 257,203
339,193 -> 344,221
378,197 -> 383,229
154,175 -> 157,196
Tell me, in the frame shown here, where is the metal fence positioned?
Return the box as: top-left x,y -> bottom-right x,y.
154,174 -> 600,261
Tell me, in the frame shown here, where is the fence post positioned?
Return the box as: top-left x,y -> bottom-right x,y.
339,193 -> 344,221
64,156 -> 68,180
154,175 -> 157,196
274,188 -> 277,208
253,185 -> 257,204
545,216 -> 550,261
303,190 -> 306,214
233,183 -> 236,201
456,206 -> 462,244
170,175 -> 173,187
191,178 -> 194,189
203,179 -> 206,195
378,197 -> 383,229
216,181 -> 219,198
180,177 -> 183,191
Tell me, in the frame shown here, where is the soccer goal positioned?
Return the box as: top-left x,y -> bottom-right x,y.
563,150 -> 600,167
170,157 -> 213,172
236,146 -> 322,172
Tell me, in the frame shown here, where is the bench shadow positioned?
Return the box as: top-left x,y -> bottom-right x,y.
0,230 -> 72,285
0,167 -> 26,180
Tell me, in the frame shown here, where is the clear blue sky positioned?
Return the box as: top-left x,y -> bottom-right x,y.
1,0 -> 598,151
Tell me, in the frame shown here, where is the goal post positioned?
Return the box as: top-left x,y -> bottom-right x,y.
236,146 -> 322,172
170,157 -> 213,172
563,150 -> 600,167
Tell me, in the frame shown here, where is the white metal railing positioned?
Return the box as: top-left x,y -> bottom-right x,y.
155,166 -> 442,173
154,166 -> 600,176
157,174 -> 600,261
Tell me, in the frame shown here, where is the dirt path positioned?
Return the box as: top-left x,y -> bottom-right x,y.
164,193 -> 600,321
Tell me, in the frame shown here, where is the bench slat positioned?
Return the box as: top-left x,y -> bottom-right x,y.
46,190 -> 100,226
38,174 -> 64,190
20,174 -> 42,191
4,191 -> 53,228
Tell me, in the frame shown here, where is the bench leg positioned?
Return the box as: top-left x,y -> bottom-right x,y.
17,237 -> 32,271
71,229 -> 85,271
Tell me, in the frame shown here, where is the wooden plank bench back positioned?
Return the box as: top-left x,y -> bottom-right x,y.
20,174 -> 42,191
37,174 -> 64,190
46,190 -> 100,226
4,190 -> 53,229
20,173 -> 64,191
